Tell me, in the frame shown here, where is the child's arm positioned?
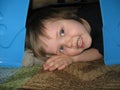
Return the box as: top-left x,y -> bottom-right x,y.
43,48 -> 103,71
72,48 -> 103,62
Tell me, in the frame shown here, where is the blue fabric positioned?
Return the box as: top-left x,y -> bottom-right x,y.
0,0 -> 29,67
100,0 -> 120,65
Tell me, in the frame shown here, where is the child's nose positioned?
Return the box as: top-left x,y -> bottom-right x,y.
64,37 -> 72,48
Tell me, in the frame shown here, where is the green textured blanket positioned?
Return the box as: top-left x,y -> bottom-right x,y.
0,66 -> 41,90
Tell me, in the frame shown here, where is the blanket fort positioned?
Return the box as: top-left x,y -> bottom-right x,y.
0,0 -> 29,67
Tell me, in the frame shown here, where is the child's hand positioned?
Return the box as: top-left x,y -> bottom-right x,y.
43,54 -> 73,71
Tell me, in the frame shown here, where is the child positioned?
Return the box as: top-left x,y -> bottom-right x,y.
25,2 -> 103,71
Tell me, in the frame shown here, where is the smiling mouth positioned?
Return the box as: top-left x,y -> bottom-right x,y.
77,37 -> 84,48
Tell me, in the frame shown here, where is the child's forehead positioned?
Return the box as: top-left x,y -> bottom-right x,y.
39,35 -> 57,54
39,31 -> 52,42
43,20 -> 61,36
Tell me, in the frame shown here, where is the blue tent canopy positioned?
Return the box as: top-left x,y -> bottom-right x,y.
0,0 -> 29,67
100,0 -> 120,65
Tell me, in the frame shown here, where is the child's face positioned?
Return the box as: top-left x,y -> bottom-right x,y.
39,19 -> 92,56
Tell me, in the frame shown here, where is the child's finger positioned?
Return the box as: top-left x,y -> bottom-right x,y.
45,56 -> 59,64
44,59 -> 58,70
47,60 -> 64,71
43,60 -> 54,70
48,64 -> 58,71
43,58 -> 56,70
58,64 -> 66,70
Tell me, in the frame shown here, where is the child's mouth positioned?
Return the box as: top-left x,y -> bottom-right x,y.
77,37 -> 84,48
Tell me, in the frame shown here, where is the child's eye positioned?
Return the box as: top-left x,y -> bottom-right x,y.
60,29 -> 65,36
59,46 -> 64,53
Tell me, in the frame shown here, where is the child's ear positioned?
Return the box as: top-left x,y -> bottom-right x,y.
80,18 -> 91,34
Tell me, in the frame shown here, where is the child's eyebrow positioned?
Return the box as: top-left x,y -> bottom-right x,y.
56,25 -> 63,38
56,28 -> 59,38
